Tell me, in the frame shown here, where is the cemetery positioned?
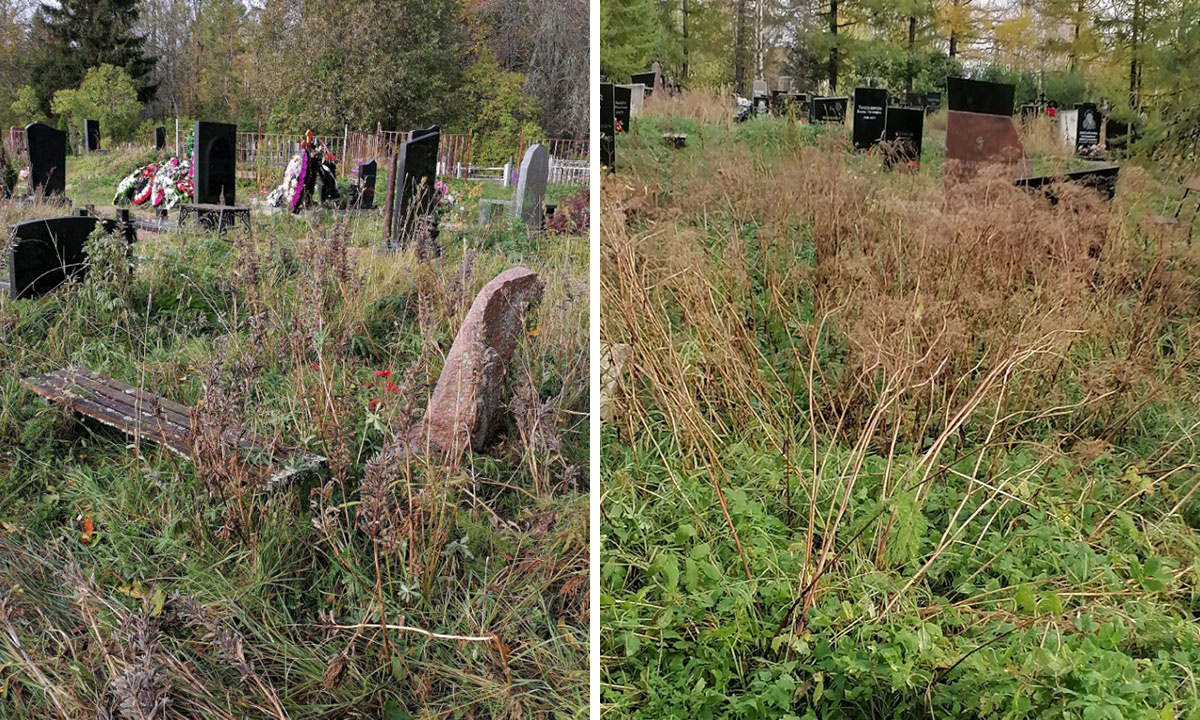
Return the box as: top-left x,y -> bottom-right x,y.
0,16 -> 589,714
601,16 -> 1200,714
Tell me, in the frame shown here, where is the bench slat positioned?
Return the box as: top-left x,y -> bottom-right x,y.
22,366 -> 324,491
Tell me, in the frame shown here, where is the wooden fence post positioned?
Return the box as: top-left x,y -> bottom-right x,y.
342,123 -> 349,176
465,129 -> 472,179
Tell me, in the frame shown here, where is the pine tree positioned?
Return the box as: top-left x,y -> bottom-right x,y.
600,0 -> 660,81
28,0 -> 156,116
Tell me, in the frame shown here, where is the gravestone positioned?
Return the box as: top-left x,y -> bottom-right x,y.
84,119 -> 100,153
771,90 -> 789,116
776,76 -> 794,93
631,72 -> 658,98
793,93 -> 810,116
392,126 -> 440,246
621,84 -> 646,117
154,126 -> 166,151
352,160 -> 376,209
1059,109 -> 1079,148
24,122 -> 66,198
810,96 -> 848,124
192,121 -> 237,205
944,77 -> 1028,180
752,79 -> 770,117
478,199 -> 512,227
600,82 -> 615,170
1075,103 -> 1101,154
924,92 -> 943,114
883,107 -> 924,167
4,211 -> 135,300
614,85 -> 632,133
947,77 -> 1014,116
422,267 -> 544,459
852,87 -> 888,150
512,143 -> 549,228
1019,104 -> 1039,123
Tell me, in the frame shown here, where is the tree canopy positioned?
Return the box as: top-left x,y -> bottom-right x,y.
0,0 -> 587,142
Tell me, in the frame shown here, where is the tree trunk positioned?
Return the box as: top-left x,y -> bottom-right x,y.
1070,0 -> 1082,72
682,0 -> 689,81
949,0 -> 959,57
906,15 -> 916,92
828,0 -> 838,92
735,0 -> 747,95
755,0 -> 764,80
1129,0 -> 1140,109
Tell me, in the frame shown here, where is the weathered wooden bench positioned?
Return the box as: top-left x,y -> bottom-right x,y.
22,367 -> 322,491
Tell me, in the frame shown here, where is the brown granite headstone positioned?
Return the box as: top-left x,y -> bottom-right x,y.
944,110 -> 1030,180
421,267 -> 543,460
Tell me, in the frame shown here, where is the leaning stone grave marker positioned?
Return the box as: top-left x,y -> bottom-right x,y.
411,267 -> 544,462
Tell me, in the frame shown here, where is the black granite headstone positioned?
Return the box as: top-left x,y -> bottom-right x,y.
84,119 -> 100,152
947,77 -> 1013,116
601,82 -> 615,170
1019,104 -> 1039,122
924,93 -> 942,114
192,121 -> 237,205
154,126 -> 166,151
793,93 -> 810,116
354,160 -> 377,209
852,87 -> 888,150
631,72 -> 657,98
614,85 -> 632,133
810,97 -> 848,124
24,122 -> 66,197
883,106 -> 924,167
392,126 -> 440,245
5,212 -> 135,299
1075,103 -> 1101,153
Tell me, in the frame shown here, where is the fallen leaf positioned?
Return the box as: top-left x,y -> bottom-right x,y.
80,517 -> 94,545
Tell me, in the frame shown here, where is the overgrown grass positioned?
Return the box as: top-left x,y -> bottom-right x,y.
0,158 -> 589,718
601,92 -> 1200,719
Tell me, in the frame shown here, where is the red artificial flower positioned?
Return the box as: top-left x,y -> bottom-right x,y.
908,160 -> 920,169
368,398 -> 380,411
1047,107 -> 1057,118
386,381 -> 400,394
309,360 -> 320,369
373,370 -> 392,378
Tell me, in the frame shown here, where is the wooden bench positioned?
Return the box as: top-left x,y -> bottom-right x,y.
22,366 -> 322,491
